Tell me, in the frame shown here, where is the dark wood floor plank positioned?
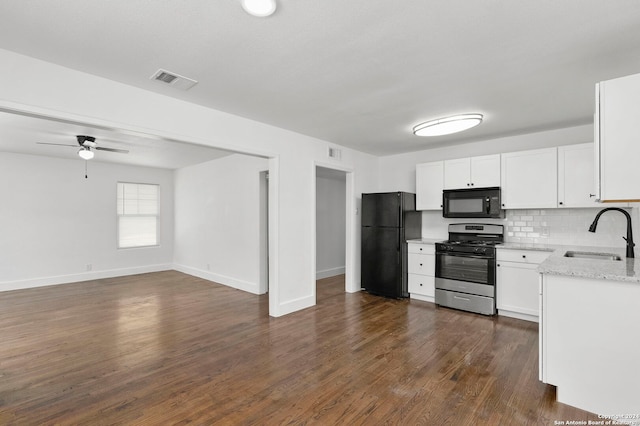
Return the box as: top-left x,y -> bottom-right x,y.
0,271 -> 599,424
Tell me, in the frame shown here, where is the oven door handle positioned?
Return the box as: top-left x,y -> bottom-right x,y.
437,252 -> 493,260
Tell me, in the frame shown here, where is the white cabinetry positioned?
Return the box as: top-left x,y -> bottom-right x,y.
407,243 -> 435,302
500,148 -> 558,209
596,72 -> 640,202
496,248 -> 552,322
416,161 -> 443,210
443,154 -> 500,189
557,143 -> 597,208
558,143 -> 627,208
540,273 -> 640,414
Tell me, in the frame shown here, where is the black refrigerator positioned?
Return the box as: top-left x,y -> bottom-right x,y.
361,192 -> 422,298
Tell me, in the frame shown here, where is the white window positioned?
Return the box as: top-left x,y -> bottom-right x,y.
117,182 -> 159,248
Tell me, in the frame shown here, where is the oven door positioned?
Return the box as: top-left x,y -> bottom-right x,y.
435,251 -> 495,286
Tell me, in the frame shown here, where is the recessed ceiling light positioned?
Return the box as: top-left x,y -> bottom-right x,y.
241,0 -> 277,17
413,114 -> 483,137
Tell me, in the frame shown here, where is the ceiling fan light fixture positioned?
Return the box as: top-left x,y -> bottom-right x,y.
78,147 -> 94,160
241,0 -> 276,17
413,113 -> 483,137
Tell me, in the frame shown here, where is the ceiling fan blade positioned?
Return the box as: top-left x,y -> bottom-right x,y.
36,142 -> 77,147
95,147 -> 129,153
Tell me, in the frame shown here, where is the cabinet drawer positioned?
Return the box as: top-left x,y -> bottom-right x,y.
496,249 -> 552,264
408,243 -> 435,255
408,274 -> 434,297
408,252 -> 435,275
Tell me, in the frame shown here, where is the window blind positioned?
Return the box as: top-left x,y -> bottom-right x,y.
117,182 -> 159,248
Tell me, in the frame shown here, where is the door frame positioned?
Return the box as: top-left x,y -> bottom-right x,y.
312,161 -> 356,297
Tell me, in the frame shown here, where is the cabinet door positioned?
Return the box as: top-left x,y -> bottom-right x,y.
558,143 -> 597,208
558,144 -> 627,208
496,261 -> 539,318
501,148 -> 558,209
408,274 -> 435,297
470,154 -> 501,188
443,158 -> 471,189
407,252 -> 435,276
597,72 -> 640,202
416,161 -> 444,210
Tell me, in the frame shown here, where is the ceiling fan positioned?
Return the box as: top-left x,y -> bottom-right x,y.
37,135 -> 129,160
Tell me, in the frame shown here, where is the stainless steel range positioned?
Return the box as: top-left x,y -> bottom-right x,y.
435,223 -> 504,315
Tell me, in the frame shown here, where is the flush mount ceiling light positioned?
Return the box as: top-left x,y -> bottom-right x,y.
241,0 -> 277,17
413,114 -> 483,137
78,147 -> 94,160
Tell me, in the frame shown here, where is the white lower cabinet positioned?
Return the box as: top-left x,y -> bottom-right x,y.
496,249 -> 552,322
407,243 -> 435,302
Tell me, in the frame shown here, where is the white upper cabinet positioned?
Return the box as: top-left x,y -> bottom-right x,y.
558,143 -> 598,208
501,148 -> 558,209
443,154 -> 500,190
596,72 -> 640,202
416,161 -> 444,210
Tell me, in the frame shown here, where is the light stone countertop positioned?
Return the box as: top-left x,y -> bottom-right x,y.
406,238 -> 443,245
407,238 -> 640,283
501,243 -> 640,284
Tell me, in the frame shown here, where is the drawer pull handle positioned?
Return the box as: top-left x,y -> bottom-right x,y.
454,296 -> 470,302
522,255 -> 526,258
419,283 -> 423,286
419,263 -> 423,266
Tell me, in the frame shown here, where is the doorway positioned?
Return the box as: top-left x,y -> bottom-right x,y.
314,164 -> 352,303
259,170 -> 269,294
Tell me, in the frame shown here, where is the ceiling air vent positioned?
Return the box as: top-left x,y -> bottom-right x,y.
150,69 -> 198,91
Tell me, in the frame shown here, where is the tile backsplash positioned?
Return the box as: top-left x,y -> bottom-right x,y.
421,207 -> 639,248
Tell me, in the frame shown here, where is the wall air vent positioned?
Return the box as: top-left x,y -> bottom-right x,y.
328,147 -> 342,160
150,69 -> 198,91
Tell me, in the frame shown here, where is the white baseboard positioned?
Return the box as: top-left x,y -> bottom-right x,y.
172,264 -> 260,294
0,264 -> 172,292
498,309 -> 538,323
316,266 -> 345,280
410,294 -> 435,304
271,293 -> 315,317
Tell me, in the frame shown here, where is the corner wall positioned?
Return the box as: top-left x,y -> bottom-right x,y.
0,152 -> 174,291
173,154 -> 269,293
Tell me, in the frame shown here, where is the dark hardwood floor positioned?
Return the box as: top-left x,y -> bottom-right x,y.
0,271 -> 598,425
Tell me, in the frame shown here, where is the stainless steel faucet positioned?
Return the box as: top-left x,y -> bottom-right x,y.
588,207 -> 635,258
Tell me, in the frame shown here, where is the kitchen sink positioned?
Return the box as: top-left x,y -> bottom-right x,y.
563,251 -> 622,261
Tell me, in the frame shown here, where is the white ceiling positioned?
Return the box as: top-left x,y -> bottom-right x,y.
1,0 -> 640,159
0,112 -> 233,169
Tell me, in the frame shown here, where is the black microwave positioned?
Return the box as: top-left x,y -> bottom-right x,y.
442,187 -> 502,218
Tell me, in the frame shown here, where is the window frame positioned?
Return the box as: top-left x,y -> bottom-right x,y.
116,181 -> 161,249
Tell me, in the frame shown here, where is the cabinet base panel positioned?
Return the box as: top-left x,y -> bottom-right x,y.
497,309 -> 538,323
409,294 -> 434,304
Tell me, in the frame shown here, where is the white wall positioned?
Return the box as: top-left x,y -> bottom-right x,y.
0,152 -> 174,290
173,154 -> 268,293
0,48 -> 379,316
316,172 -> 346,279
